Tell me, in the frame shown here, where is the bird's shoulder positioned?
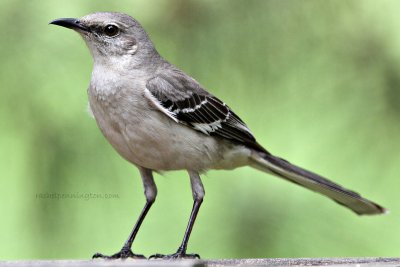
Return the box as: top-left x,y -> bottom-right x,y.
147,64 -> 210,100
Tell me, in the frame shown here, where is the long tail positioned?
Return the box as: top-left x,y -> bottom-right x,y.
249,151 -> 387,215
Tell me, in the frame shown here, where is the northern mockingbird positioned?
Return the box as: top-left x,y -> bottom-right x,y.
50,12 -> 386,260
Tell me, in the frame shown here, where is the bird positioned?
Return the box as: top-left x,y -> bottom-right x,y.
50,12 -> 386,260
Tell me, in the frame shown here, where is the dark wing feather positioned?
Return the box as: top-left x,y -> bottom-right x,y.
146,69 -> 265,151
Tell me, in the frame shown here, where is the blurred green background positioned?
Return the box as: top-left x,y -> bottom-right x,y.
0,0 -> 399,260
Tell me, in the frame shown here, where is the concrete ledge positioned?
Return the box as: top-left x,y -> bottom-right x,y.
1,258 -> 399,267
206,258 -> 400,266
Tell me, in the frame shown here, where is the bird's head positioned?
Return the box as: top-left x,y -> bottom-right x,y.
50,12 -> 157,65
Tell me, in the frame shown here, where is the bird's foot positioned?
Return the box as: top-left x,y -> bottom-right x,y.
150,249 -> 200,260
93,247 -> 146,260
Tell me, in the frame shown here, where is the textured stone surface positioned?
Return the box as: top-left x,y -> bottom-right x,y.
0,259 -> 202,267
1,258 -> 400,267
205,257 -> 400,266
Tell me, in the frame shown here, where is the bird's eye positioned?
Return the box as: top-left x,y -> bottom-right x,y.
103,24 -> 119,37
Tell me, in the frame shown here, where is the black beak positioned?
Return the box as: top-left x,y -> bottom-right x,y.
49,18 -> 89,32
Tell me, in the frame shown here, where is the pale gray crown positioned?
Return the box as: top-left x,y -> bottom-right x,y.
78,12 -> 157,59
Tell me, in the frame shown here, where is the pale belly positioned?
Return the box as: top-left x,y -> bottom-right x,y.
89,99 -> 251,172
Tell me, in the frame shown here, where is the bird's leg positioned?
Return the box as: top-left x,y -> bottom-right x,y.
150,171 -> 204,260
93,167 -> 157,260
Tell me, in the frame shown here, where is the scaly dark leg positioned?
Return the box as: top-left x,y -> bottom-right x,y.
150,171 -> 204,259
93,167 -> 157,259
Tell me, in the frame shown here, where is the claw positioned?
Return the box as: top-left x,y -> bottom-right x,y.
149,252 -> 200,260
92,248 -> 146,260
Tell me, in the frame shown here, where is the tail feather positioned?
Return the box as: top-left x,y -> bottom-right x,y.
250,152 -> 387,215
